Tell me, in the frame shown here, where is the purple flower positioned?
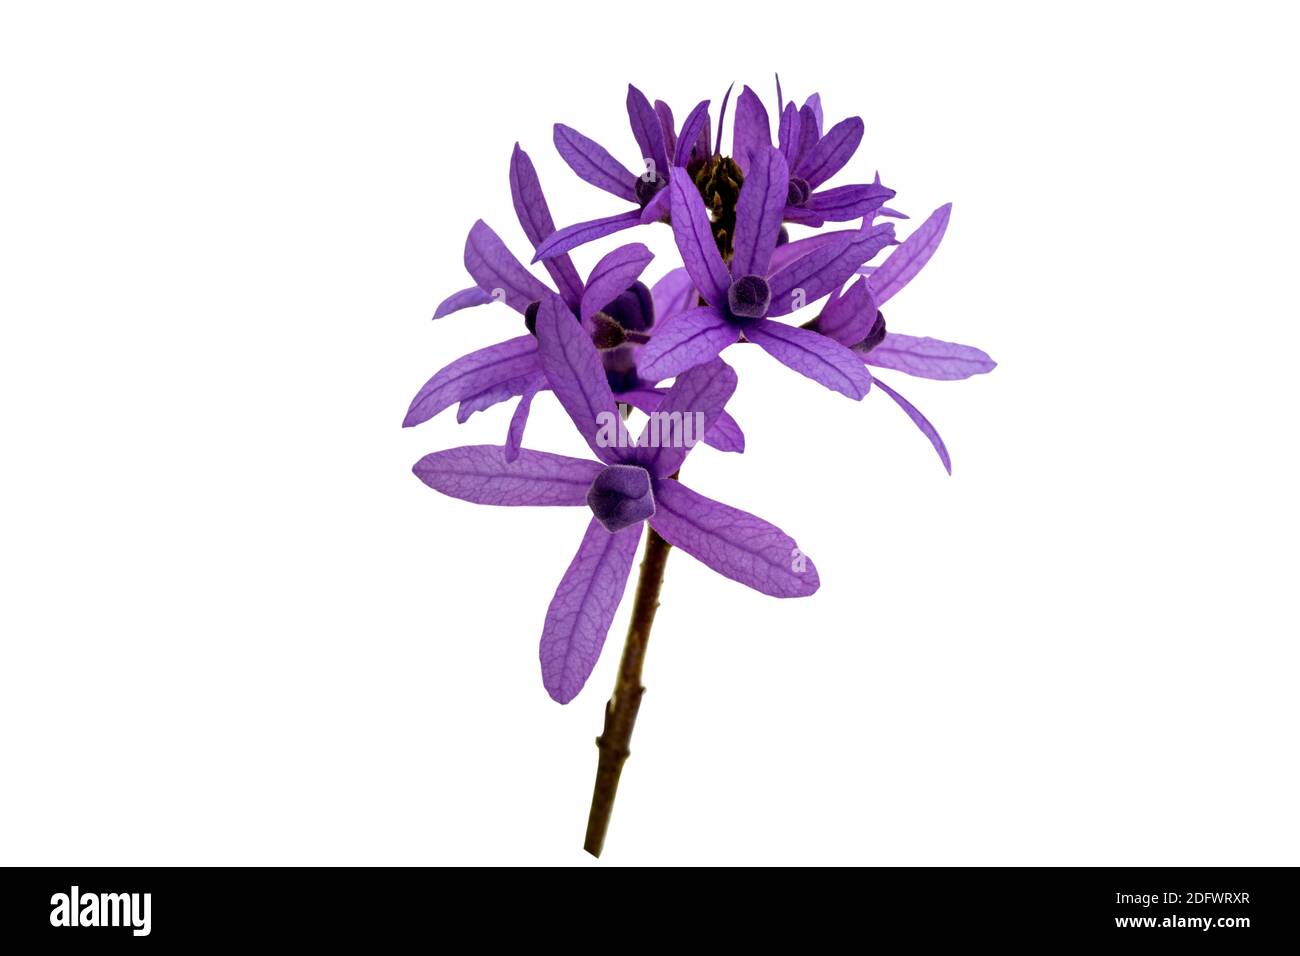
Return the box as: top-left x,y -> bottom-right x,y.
412,297 -> 818,702
531,84 -> 725,262
734,84 -> 895,227
635,148 -> 894,397
408,144 -> 743,457
803,204 -> 997,472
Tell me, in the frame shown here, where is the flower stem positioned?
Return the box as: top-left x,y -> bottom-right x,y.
582,522 -> 673,857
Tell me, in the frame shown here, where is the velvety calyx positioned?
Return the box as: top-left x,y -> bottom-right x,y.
587,464 -> 655,532
727,275 -> 771,321
855,311 -> 887,353
786,176 -> 811,207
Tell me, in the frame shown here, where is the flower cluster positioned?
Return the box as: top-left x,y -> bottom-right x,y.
406,80 -> 995,703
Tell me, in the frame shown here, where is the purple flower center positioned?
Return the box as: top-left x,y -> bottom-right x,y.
786,176 -> 811,207
587,464 -> 655,533
855,311 -> 887,354
634,173 -> 665,207
727,275 -> 771,322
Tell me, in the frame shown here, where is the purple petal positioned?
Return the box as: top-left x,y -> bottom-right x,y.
873,376 -> 951,473
553,124 -> 637,202
777,102 -> 802,162
510,144 -> 584,309
813,276 -> 877,345
540,517 -> 642,703
767,223 -> 896,317
731,146 -> 789,278
746,319 -> 872,399
668,167 -> 730,306
532,210 -> 642,262
580,243 -> 654,323
791,104 -> 819,171
796,116 -> 864,189
803,94 -> 823,135
403,336 -> 540,428
713,82 -> 734,156
619,388 -> 744,454
456,372 -> 534,423
464,220 -> 552,314
433,285 -> 495,320
868,203 -> 952,306
413,445 -> 602,505
634,359 -> 738,478
766,228 -> 856,275
534,295 -> 623,461
732,86 -> 772,174
863,333 -> 996,380
650,480 -> 819,597
636,305 -> 737,382
654,99 -> 677,161
503,374 -> 547,462
674,100 -> 711,167
626,84 -> 670,180
650,267 -> 696,324
806,182 -> 896,221
638,187 -> 671,224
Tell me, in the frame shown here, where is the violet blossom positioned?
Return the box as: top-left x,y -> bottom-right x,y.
412,296 -> 817,702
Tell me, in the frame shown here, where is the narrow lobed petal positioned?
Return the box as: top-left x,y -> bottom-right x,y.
873,376 -> 952,473
510,143 -> 584,309
503,373 -> 547,462
746,319 -> 873,399
649,480 -> 819,597
412,445 -> 602,506
433,285 -> 496,320
534,295 -> 624,461
863,333 -> 997,380
404,336 -> 540,428
868,203 -> 952,305
635,305 -> 737,382
539,517 -> 643,703
553,124 -> 637,202
626,84 -> 670,180
532,209 -> 642,262
633,359 -> 738,477
796,116 -> 864,189
667,167 -> 731,306
731,146 -> 790,278
732,85 -> 772,174
464,220 -> 553,314
580,243 -> 654,324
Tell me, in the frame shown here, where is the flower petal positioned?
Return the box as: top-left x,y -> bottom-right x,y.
535,295 -> 623,461
650,480 -> 819,597
634,359 -> 738,478
777,101 -> 802,162
533,210 -> 642,263
746,319 -> 872,399
863,333 -> 996,380
464,220 -> 552,314
456,372 -> 534,422
433,285 -> 495,320
654,99 -> 677,161
650,267 -> 696,324
580,243 -> 654,323
553,124 -> 637,202
731,145 -> 789,278
510,144 -> 584,309
806,182 -> 896,222
638,187 -> 671,224
503,374 -> 547,462
403,336 -> 540,428
539,517 -> 643,703
618,388 -> 744,454
412,445 -> 602,505
766,228 -> 856,275
668,167 -> 730,306
868,203 -> 952,306
796,116 -> 864,189
626,84 -> 670,180
636,305 -> 737,382
732,85 -> 772,175
767,223 -> 895,317
714,81 -> 734,156
873,376 -> 952,474
674,99 -> 711,167
812,276 -> 877,346
803,94 -> 823,135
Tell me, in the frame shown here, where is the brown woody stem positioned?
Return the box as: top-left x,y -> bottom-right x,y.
582,522 -> 673,857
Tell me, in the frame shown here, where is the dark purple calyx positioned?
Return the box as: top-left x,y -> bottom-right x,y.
635,173 -> 665,207
524,300 -> 542,336
587,464 -> 655,533
601,281 -> 655,333
727,274 -> 771,322
854,311 -> 887,353
786,176 -> 811,207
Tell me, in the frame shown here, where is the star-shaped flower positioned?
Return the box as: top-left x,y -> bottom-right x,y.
635,148 -> 894,396
413,296 -> 817,702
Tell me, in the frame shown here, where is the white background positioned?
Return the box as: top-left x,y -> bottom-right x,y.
2,1 -> 1296,866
